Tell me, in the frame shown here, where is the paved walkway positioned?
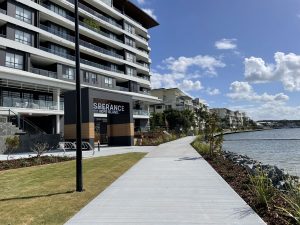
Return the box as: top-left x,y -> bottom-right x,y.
65,137 -> 266,225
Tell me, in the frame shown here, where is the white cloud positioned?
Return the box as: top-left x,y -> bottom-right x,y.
244,52 -> 300,91
206,88 -> 221,96
179,80 -> 203,91
215,38 -> 237,50
142,8 -> 157,20
227,81 -> 289,103
164,55 -> 225,75
137,0 -> 146,5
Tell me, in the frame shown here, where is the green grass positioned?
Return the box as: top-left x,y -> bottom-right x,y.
0,153 -> 146,225
191,136 -> 210,155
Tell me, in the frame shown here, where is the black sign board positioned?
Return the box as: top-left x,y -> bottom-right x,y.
93,99 -> 129,115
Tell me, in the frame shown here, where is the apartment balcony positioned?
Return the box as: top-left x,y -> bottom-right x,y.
1,97 -> 62,111
31,67 -> 58,79
133,109 -> 149,116
65,0 -> 122,29
39,24 -> 75,42
136,61 -> 149,69
39,2 -> 149,56
39,46 -> 124,74
117,86 -> 129,92
0,8 -> 6,15
40,24 -> 124,60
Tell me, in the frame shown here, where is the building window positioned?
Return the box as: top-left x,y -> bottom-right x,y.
124,22 -> 135,34
15,30 -> 32,46
5,52 -> 23,70
62,66 -> 75,80
125,36 -> 135,47
49,4 -> 67,18
125,52 -> 136,63
126,66 -> 135,76
50,44 -> 67,56
104,77 -> 113,87
91,73 -> 97,84
15,6 -> 32,24
83,72 -> 89,83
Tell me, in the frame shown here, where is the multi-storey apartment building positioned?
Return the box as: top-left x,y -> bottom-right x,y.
210,108 -> 249,129
150,88 -> 194,113
0,0 -> 159,142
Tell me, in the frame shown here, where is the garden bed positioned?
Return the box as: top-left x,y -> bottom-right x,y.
0,156 -> 75,171
191,138 -> 298,225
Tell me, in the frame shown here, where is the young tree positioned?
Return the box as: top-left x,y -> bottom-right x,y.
204,113 -> 223,157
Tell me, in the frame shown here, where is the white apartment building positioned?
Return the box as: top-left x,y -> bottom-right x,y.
0,0 -> 159,142
150,88 -> 194,113
210,108 -> 249,129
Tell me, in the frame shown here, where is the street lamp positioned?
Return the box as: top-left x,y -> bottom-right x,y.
74,0 -> 83,192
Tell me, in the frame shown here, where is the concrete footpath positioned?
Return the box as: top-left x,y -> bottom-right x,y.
65,137 -> 266,225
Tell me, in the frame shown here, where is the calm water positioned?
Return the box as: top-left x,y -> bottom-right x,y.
223,128 -> 300,176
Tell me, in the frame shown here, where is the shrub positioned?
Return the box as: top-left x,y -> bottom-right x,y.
5,136 -> 20,160
249,168 -> 274,210
277,185 -> 300,224
31,142 -> 49,158
191,136 -> 210,155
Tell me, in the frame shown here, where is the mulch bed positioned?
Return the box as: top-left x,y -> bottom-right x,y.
0,156 -> 75,171
203,154 -> 294,225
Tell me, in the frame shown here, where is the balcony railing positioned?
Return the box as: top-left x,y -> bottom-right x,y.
40,24 -> 124,59
65,0 -> 122,29
117,86 -> 129,92
0,8 -> 7,15
39,24 -> 75,42
79,21 -> 123,43
136,61 -> 149,69
1,97 -> 61,110
31,67 -> 58,79
39,46 -> 124,74
79,39 -> 124,59
41,3 -> 75,22
133,109 -> 149,116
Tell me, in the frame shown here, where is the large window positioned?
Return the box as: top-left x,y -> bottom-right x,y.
104,77 -> 113,87
125,36 -> 135,47
50,44 -> 67,56
124,22 -> 135,34
15,6 -> 32,24
62,66 -> 75,80
15,30 -> 32,46
49,4 -> 67,18
125,52 -> 136,63
126,66 -> 135,76
91,73 -> 97,84
5,52 -> 23,70
83,72 -> 89,83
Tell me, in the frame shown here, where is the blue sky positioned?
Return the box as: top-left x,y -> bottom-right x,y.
133,0 -> 300,120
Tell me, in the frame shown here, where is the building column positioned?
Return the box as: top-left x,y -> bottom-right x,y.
56,115 -> 60,134
53,89 -> 61,134
53,88 -> 61,111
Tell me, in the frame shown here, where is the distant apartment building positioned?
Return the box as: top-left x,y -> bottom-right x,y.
210,108 -> 250,129
0,0 -> 160,144
150,88 -> 194,113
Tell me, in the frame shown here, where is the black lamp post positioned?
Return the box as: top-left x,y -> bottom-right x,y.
74,0 -> 83,192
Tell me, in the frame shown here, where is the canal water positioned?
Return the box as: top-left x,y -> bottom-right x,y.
222,128 -> 300,176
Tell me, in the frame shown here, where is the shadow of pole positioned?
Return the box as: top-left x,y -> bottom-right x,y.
0,190 -> 76,202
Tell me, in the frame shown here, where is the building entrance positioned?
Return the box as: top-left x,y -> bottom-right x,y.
64,88 -> 134,146
94,118 -> 108,144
